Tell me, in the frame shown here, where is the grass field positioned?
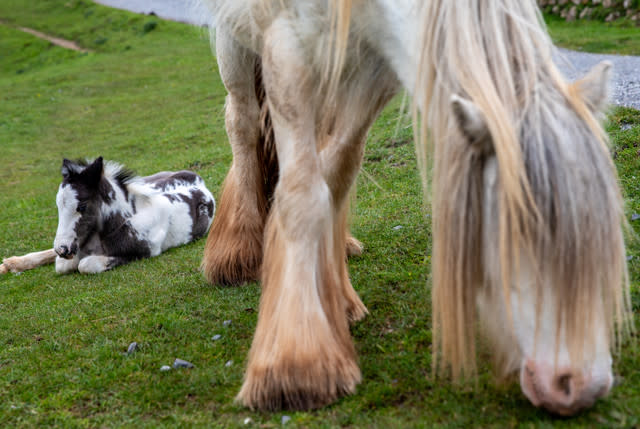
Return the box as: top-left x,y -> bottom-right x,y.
545,13 -> 640,55
0,2 -> 639,427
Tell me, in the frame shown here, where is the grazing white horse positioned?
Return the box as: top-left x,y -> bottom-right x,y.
199,0 -> 631,415
1,157 -> 215,274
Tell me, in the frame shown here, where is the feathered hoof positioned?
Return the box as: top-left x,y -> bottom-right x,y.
345,290 -> 368,323
236,352 -> 361,411
201,242 -> 262,286
1,257 -> 20,273
345,235 -> 363,257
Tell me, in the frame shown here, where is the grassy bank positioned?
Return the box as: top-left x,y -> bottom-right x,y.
0,2 -> 639,427
545,13 -> 640,55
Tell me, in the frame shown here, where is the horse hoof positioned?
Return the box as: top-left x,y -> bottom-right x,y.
201,245 -> 262,286
236,352 -> 360,411
345,235 -> 363,257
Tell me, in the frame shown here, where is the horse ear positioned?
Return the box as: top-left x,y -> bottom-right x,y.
61,158 -> 74,178
572,60 -> 611,113
82,157 -> 104,187
451,95 -> 491,148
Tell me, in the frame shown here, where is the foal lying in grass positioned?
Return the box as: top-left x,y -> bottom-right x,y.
1,157 -> 215,274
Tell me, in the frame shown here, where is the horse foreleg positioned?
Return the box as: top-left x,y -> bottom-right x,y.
1,249 -> 57,274
55,255 -> 79,274
202,28 -> 266,286
236,18 -> 359,411
77,255 -> 129,274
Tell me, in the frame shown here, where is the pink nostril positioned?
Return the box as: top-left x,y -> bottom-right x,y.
552,372 -> 575,400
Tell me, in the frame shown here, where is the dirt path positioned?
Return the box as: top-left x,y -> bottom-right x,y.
0,19 -> 91,53
16,26 -> 91,53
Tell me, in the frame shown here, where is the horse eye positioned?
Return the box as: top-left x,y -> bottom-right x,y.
77,204 -> 87,213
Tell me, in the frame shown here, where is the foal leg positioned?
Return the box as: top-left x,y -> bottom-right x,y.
77,255 -> 129,274
236,18 -> 360,411
201,28 -> 266,286
1,249 -> 57,274
55,255 -> 80,274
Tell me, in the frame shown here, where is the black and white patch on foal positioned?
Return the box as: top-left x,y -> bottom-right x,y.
53,157 -> 215,274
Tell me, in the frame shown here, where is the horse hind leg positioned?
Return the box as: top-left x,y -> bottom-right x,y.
236,17 -> 360,411
318,61 -> 399,323
1,249 -> 57,274
201,29 -> 269,286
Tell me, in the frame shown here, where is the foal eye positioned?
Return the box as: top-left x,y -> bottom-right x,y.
77,203 -> 87,213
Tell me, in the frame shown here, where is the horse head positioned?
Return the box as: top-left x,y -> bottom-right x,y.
54,157 -> 104,259
443,61 -> 627,416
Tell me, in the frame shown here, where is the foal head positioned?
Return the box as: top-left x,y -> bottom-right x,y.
54,157 -> 107,259
437,61 -> 630,415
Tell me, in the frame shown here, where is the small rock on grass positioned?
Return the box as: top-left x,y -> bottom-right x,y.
393,225 -> 403,230
173,358 -> 195,369
282,415 -> 291,425
243,417 -> 252,425
212,334 -> 222,341
225,360 -> 233,367
632,213 -> 640,221
160,365 -> 171,372
127,342 -> 138,354
223,319 -> 232,326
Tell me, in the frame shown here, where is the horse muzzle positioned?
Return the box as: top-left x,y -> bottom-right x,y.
520,359 -> 612,416
55,243 -> 77,259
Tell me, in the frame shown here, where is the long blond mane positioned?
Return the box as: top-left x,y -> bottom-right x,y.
326,0 -> 631,378
414,1 -> 631,378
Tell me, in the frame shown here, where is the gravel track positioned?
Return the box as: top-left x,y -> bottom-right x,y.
95,0 -> 640,110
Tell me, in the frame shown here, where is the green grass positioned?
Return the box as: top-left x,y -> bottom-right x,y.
0,2 -> 639,427
545,13 -> 640,55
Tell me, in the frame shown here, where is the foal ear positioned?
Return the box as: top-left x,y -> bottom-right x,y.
572,60 -> 611,113
61,158 -> 74,178
82,156 -> 104,187
451,94 -> 490,146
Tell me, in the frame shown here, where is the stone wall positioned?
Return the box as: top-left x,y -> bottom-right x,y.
539,0 -> 640,22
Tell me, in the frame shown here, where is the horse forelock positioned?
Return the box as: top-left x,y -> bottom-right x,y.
421,0 -> 630,378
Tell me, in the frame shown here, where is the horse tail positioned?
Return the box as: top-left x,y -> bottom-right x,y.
254,58 -> 279,215
418,0 -> 555,379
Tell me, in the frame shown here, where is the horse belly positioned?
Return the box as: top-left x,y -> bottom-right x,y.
160,186 -> 215,250
355,0 -> 417,91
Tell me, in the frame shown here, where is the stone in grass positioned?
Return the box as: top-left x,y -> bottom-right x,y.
243,417 -> 252,425
282,415 -> 291,425
173,358 -> 195,369
393,225 -> 403,231
223,319 -> 232,326
127,342 -> 138,355
225,360 -> 233,367
632,213 -> 640,221
160,365 -> 171,372
212,334 -> 222,341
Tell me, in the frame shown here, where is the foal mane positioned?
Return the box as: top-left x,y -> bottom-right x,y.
103,161 -> 137,188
